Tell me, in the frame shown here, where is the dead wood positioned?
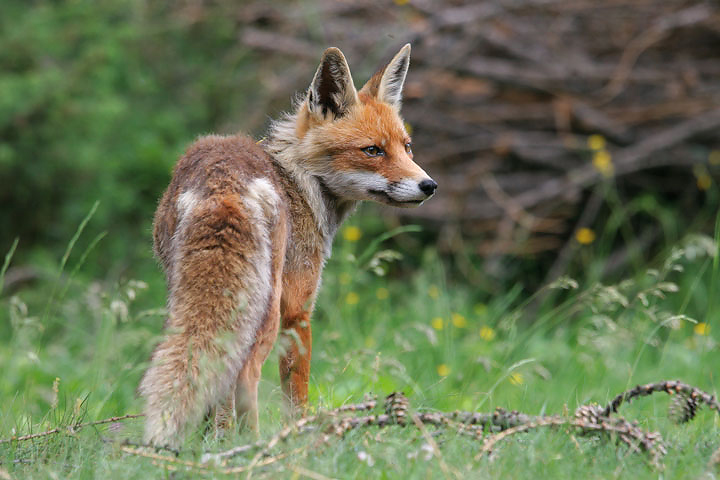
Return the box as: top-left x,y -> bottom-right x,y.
237,0 -> 720,269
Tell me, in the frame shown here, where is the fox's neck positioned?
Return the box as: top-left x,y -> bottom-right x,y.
264,114 -> 357,257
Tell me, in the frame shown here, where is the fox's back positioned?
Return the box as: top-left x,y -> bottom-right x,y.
152,134 -> 287,278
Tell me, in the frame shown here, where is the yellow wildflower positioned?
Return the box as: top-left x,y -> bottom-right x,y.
428,285 -> 440,299
697,174 -> 712,191
710,150 -> 720,166
694,164 -> 712,190
345,292 -> 359,305
431,317 -> 444,330
509,372 -> 524,386
474,303 -> 487,316
376,287 -> 389,300
587,134 -> 606,151
365,337 -> 376,348
395,0 -> 410,6
592,150 -> 614,177
343,226 -> 362,242
479,325 -> 495,341
404,121 -> 413,135
437,364 -> 450,376
575,227 -> 596,245
694,323 -> 710,336
451,313 -> 467,328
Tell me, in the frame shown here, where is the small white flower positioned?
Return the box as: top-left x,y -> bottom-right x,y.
110,300 -> 128,322
129,280 -> 148,290
357,450 -> 375,467
421,443 -> 434,460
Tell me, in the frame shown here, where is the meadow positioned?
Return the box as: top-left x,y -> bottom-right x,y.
2,3 -> 720,477
0,202 -> 718,479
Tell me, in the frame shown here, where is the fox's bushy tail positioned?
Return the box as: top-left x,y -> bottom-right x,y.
140,185 -> 279,448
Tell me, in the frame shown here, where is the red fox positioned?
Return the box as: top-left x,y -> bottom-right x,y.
139,44 -> 436,447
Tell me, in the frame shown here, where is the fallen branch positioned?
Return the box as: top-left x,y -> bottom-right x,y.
197,380 -> 714,472
6,380 -> 718,473
201,395 -> 379,464
120,444 -> 303,475
601,380 -> 720,418
0,413 -> 144,445
477,416 -> 567,459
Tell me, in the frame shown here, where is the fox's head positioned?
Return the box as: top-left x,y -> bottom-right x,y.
289,44 -> 437,207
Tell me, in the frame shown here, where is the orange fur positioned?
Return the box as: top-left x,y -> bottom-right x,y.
322,94 -> 423,180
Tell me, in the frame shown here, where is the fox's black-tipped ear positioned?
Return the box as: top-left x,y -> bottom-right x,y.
307,47 -> 358,120
360,44 -> 411,108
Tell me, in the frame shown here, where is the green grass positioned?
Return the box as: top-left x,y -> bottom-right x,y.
1,217 -> 719,479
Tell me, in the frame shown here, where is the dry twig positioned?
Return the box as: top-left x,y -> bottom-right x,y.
0,413 -> 144,445
601,380 -> 720,418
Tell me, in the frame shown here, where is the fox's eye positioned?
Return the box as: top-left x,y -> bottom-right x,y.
362,145 -> 384,157
405,142 -> 412,154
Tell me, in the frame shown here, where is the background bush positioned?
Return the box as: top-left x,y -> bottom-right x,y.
0,1 -> 273,272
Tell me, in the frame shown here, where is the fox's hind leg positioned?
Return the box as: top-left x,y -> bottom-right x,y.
210,288 -> 281,435
233,264 -> 283,431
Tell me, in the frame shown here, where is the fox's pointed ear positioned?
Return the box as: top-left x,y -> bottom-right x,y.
360,44 -> 411,108
307,47 -> 358,120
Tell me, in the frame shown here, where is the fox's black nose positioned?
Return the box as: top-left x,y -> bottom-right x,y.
419,179 -> 438,196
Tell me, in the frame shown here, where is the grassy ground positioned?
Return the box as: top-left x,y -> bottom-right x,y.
1,208 -> 719,479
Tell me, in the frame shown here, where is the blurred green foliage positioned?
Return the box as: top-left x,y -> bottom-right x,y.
0,1 -> 267,268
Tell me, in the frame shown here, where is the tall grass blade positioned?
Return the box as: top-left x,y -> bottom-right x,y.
58,201 -> 100,277
708,209 -> 720,322
43,201 -> 100,322
475,358 -> 536,410
58,231 -> 107,301
356,224 -> 421,266
0,237 -> 19,296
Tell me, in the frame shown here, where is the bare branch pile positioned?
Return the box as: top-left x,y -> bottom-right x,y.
238,0 -> 720,257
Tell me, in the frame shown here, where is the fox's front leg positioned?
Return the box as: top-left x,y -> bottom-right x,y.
279,269 -> 320,409
279,310 -> 312,407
